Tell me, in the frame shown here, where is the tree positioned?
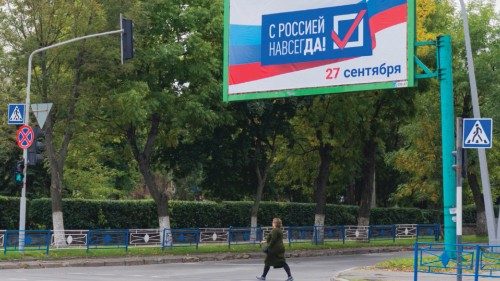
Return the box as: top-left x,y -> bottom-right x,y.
383,0 -> 452,209
0,0 -> 110,245
104,0 -> 225,234
276,95 -> 362,238
356,89 -> 415,225
238,100 -> 295,233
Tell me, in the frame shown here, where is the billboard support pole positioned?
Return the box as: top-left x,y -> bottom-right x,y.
437,35 -> 457,249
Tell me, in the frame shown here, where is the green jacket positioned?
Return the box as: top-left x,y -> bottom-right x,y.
265,228 -> 286,267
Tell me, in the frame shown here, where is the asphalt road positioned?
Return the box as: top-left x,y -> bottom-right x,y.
0,251 -> 412,281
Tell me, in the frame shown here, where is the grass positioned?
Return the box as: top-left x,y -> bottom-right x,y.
375,235 -> 489,272
0,235 -> 488,262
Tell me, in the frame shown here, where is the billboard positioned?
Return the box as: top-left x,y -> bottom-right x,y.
223,0 -> 415,102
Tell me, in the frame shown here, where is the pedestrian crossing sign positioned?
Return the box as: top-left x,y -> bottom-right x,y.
7,104 -> 26,125
463,118 -> 493,149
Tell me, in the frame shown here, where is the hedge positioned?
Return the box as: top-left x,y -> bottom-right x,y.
0,197 -> 465,230
0,197 -> 20,229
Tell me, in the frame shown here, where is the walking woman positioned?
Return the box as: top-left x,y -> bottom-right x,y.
256,218 -> 294,281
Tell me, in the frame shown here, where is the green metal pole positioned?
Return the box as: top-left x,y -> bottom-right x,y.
437,35 -> 456,248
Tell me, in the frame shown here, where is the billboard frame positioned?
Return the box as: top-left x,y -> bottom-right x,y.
222,0 -> 416,102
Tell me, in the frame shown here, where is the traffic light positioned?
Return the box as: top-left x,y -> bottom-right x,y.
27,126 -> 45,166
120,15 -> 134,63
14,160 -> 24,186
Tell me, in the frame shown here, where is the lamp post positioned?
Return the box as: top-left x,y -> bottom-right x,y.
456,0 -> 496,245
18,16 -> 132,251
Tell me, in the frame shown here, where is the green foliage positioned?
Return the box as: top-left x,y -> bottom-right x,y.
28,198 -> 157,229
370,207 -> 439,225
0,0 -> 497,221
169,201 -> 225,228
1,198 -> 449,229
387,90 -> 442,207
0,196 -> 20,229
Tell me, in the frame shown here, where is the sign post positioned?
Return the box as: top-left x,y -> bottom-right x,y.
18,16 -> 133,251
455,118 -> 464,281
454,118 -> 493,280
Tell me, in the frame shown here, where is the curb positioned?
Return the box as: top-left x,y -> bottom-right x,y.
0,246 -> 412,270
330,267 -> 357,281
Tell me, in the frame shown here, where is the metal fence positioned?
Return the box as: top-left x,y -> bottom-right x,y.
414,242 -> 500,280
0,224 -> 440,254
199,228 -> 229,243
51,230 -> 88,247
416,224 -> 441,241
369,225 -> 396,242
3,230 -> 51,254
129,229 -> 162,246
345,225 -> 369,241
163,228 -> 200,250
228,227 -> 263,248
86,229 -> 129,252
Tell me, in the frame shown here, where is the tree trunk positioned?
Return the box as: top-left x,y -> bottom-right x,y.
49,161 -> 66,246
42,49 -> 84,247
357,139 -> 376,226
137,152 -> 171,245
250,169 -> 266,241
314,213 -> 326,244
467,170 -> 487,235
250,139 -> 270,242
370,169 -> 376,208
345,180 -> 356,205
357,97 -> 383,226
126,114 -> 171,244
313,140 -> 332,243
45,116 -> 67,247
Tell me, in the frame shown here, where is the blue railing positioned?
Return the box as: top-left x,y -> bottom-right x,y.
162,228 -> 200,250
369,225 -> 397,242
287,226 -> 315,245
4,230 -> 51,254
86,229 -> 129,252
228,227 -> 263,248
320,225 -> 345,244
287,226 -> 345,245
0,224 -> 441,254
414,242 -> 500,280
416,224 -> 440,241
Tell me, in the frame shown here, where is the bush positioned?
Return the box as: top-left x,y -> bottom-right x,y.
463,205 -> 476,224
29,198 -> 157,229
0,197 -> 457,230
371,207 -> 425,225
0,196 -> 20,229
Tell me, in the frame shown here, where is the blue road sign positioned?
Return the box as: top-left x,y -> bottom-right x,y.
463,118 -> 493,149
7,104 -> 26,125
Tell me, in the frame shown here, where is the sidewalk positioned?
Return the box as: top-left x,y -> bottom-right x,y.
332,268 -> 478,281
0,246 -> 409,270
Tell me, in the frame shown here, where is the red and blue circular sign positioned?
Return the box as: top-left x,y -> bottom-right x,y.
16,125 -> 34,149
